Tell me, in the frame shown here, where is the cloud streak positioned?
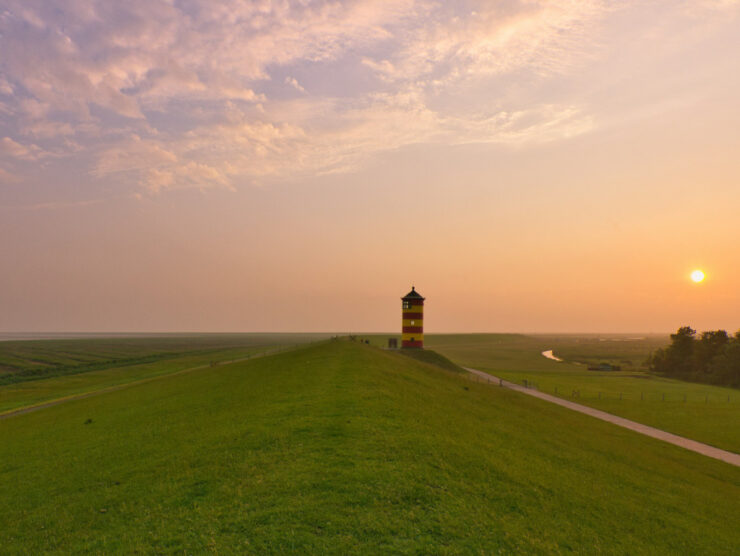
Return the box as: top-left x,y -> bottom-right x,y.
0,198 -> 103,211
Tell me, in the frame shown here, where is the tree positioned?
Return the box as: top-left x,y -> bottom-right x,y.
694,330 -> 729,374
651,326 -> 740,387
708,333 -> 740,387
652,326 -> 696,377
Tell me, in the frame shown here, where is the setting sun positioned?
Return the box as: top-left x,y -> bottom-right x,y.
691,270 -> 705,283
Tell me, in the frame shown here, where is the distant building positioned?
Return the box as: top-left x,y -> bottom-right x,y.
401,286 -> 425,348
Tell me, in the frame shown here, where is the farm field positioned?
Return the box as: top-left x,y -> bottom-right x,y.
426,334 -> 740,453
1,341 -> 739,553
0,334 -> 327,414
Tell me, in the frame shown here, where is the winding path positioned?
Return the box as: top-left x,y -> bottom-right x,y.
465,367 -> 740,467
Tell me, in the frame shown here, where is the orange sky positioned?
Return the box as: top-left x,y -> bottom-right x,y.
0,1 -> 738,333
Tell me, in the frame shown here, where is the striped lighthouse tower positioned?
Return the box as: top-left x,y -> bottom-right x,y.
401,286 -> 425,348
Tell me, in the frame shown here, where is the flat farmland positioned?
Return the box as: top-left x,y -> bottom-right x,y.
427,334 -> 740,453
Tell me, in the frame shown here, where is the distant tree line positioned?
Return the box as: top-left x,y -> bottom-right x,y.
649,326 -> 740,388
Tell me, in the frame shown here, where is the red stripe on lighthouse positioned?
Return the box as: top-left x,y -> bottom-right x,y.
402,340 -> 424,348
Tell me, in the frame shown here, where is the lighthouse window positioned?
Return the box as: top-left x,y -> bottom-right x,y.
410,321 -> 415,325
402,301 -> 410,309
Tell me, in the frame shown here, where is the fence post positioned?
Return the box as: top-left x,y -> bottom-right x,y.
641,392 -> 644,401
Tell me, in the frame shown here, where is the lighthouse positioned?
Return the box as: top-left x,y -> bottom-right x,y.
401,286 -> 425,348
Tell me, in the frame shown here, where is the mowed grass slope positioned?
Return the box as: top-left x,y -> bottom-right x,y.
0,333 -> 327,384
0,334 -> 327,414
0,345 -> 269,415
1,341 -> 739,554
427,334 -> 740,453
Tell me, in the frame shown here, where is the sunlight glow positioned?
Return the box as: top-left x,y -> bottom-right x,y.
691,270 -> 705,283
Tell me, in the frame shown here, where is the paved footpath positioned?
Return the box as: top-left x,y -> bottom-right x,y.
465,367 -> 740,467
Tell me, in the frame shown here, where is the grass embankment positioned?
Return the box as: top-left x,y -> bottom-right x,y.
0,333 -> 327,385
427,334 -> 740,452
0,334 -> 327,414
396,348 -> 466,373
0,346 -> 260,415
1,341 -> 738,553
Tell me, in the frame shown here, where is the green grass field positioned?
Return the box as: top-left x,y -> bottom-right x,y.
0,333 -> 328,384
1,341 -> 738,553
0,334 -> 327,415
426,334 -> 740,453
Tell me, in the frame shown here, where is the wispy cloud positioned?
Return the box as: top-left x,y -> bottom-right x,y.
285,77 -> 306,94
0,0 -> 737,193
0,136 -> 47,160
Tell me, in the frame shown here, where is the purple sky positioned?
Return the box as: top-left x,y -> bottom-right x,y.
1,1 -> 739,332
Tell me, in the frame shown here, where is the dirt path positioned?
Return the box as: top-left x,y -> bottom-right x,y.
465,367 -> 740,467
0,347 -> 295,421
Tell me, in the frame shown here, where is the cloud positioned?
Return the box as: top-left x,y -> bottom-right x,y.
285,77 -> 306,94
0,199 -> 103,211
364,1 -> 609,84
0,0 -> 736,192
93,134 -> 177,177
20,120 -> 76,139
0,137 -> 46,161
142,161 -> 232,193
0,77 -> 13,96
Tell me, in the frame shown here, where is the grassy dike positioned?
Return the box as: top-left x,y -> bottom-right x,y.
0,346 -> 263,414
1,341 -> 738,553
